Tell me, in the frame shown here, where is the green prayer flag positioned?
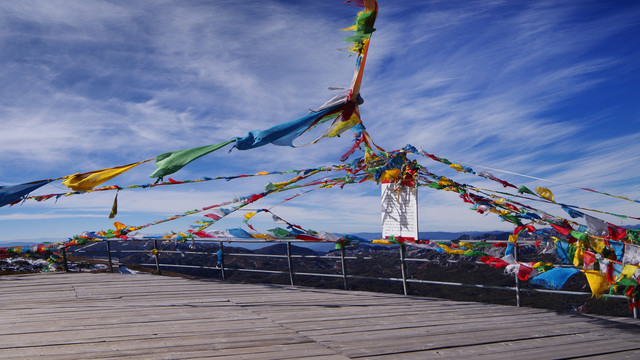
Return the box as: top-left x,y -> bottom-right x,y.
518,186 -> 536,195
464,250 -> 488,257
150,139 -> 235,179
428,182 -> 445,189
502,213 -> 522,226
628,229 -> 640,245
570,230 -> 589,242
474,241 -> 494,248
567,244 -> 577,264
615,278 -> 638,287
438,157 -> 452,165
268,227 -> 291,238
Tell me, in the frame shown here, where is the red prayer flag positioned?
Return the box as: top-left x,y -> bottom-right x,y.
480,256 -> 509,268
517,264 -> 533,281
608,224 -> 627,241
551,224 -> 572,236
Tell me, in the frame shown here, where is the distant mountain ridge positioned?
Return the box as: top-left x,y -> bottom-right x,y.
348,225 -> 640,241
345,231 -> 507,241
3,225 -> 639,248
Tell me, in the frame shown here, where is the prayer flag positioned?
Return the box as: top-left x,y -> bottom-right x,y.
536,187 -> 555,202
530,267 -> 580,290
0,180 -> 51,207
234,103 -> 343,150
64,160 -> 150,191
584,270 -> 610,298
585,215 -> 608,237
150,140 -> 235,179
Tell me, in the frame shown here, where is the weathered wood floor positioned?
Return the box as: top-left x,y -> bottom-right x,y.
1,273 -> 640,359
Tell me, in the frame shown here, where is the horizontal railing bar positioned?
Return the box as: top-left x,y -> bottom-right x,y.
68,250 -> 107,254
406,278 -> 627,299
224,253 -> 373,260
138,263 -> 222,271
111,250 -> 154,254
225,253 -> 287,259
407,278 -> 519,291
230,268 -> 289,275
289,272 -> 345,278
404,257 -> 585,270
100,237 -> 540,244
153,250 -> 218,255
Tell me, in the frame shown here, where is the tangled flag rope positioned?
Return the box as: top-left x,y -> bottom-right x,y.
2,0 -> 640,305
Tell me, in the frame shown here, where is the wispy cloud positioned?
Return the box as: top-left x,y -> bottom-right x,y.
0,212 -> 104,221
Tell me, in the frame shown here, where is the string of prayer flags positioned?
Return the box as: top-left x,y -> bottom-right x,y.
23,166 -> 346,204
344,0 -> 377,99
412,146 -> 640,205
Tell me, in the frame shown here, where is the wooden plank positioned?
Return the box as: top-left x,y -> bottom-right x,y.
354,333 -> 640,360
569,349 -> 640,360
2,272 -> 639,360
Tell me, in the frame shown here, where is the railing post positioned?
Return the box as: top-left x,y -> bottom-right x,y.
340,246 -> 349,290
399,244 -> 408,296
61,247 -> 69,273
153,239 -> 162,275
106,241 -> 114,273
634,289 -> 639,319
286,242 -> 295,286
514,245 -> 521,307
218,241 -> 225,280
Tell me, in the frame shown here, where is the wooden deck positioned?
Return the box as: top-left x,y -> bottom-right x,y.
1,273 -> 640,360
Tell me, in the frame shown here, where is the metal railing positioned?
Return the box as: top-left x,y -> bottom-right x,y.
64,237 -> 637,318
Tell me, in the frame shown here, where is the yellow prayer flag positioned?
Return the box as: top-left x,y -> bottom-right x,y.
62,160 -> 151,191
584,270 -> 610,298
372,239 -> 394,245
490,209 -> 510,217
573,247 -> 584,267
449,164 -> 467,173
620,265 -> 638,280
438,177 -> 454,187
113,222 -> 128,231
244,212 -> 257,221
380,169 -> 401,182
589,237 -> 606,254
508,234 -> 519,243
536,187 -> 555,202
250,233 -> 276,240
325,114 -> 361,138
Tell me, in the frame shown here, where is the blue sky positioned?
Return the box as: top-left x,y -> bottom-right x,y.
1,0 -> 639,244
